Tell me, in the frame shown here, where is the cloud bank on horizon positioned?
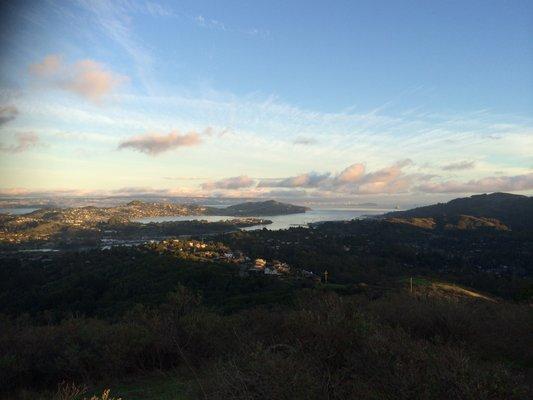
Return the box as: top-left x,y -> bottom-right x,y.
2,160 -> 532,199
0,1 -> 532,202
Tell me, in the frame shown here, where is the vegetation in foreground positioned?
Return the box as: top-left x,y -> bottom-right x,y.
1,271 -> 531,399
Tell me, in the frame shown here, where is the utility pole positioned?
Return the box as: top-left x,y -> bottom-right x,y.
324,270 -> 329,284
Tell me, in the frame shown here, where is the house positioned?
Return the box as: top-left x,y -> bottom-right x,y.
272,260 -> 290,274
264,267 -> 280,275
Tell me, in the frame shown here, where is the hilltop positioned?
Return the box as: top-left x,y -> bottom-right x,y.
383,192 -> 533,231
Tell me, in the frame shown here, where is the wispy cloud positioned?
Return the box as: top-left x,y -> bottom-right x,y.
0,105 -> 18,126
29,55 -> 127,103
202,175 -> 255,190
442,160 -> 476,171
194,15 -> 227,31
0,132 -> 40,153
117,130 -> 202,156
293,136 -> 317,145
144,2 -> 175,17
416,173 -> 533,193
193,14 -> 268,37
74,0 -> 155,93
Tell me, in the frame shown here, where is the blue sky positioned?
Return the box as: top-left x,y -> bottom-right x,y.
0,0 -> 532,203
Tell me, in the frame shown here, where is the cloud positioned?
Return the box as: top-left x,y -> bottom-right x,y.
334,163 -> 365,184
0,132 -> 40,153
199,161 -> 531,196
416,173 -> 533,193
117,130 -> 202,156
260,189 -> 309,199
29,54 -> 62,76
0,186 -> 200,198
62,60 -> 127,103
70,1 -> 156,93
442,160 -> 476,171
29,55 -> 127,103
202,175 -> 255,190
258,172 -> 330,188
0,188 -> 83,197
0,106 -> 18,126
144,2 -> 175,17
195,15 -> 227,31
193,13 -> 267,37
293,136 -> 317,145
355,159 -> 414,194
255,159 -> 421,194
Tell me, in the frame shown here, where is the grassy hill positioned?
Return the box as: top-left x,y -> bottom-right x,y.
384,192 -> 533,230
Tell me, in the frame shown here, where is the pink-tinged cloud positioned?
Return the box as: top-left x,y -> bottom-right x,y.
202,175 -> 255,190
29,55 -> 127,103
62,60 -> 127,103
442,160 -> 476,171
335,163 -> 365,184
0,106 -> 19,126
257,159 -> 418,194
364,160 -> 412,183
118,131 -> 202,156
0,132 -> 40,154
355,159 -> 414,193
416,173 -> 533,193
258,172 -> 330,188
29,54 -> 62,76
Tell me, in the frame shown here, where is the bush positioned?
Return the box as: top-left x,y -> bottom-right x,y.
199,291 -> 530,400
1,290 -> 531,399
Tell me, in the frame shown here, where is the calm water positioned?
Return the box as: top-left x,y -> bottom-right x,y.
135,208 -> 392,231
0,207 -> 39,215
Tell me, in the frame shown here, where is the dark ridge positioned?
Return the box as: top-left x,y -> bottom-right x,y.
220,200 -> 310,216
383,192 -> 533,230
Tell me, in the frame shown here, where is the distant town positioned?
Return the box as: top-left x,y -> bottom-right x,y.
0,200 -> 307,249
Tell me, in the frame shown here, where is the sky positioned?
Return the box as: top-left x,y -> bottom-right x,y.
0,0 -> 532,205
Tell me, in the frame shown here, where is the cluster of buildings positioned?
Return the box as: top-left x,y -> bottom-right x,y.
248,258 -> 290,275
146,239 -> 249,264
242,258 -> 320,281
144,239 -> 321,281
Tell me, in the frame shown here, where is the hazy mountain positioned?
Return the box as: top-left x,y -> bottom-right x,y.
383,192 -> 533,230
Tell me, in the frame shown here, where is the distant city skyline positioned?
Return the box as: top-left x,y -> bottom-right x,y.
0,0 -> 532,203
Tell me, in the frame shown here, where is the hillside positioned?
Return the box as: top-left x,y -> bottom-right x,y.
387,215 -> 510,231
384,192 -> 533,230
219,200 -> 310,216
